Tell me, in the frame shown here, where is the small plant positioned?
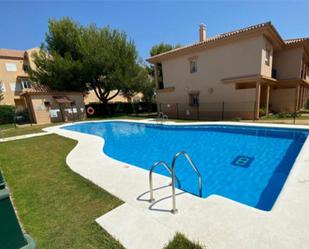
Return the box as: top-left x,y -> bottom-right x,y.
274,112 -> 300,119
231,117 -> 241,121
259,107 -> 266,117
276,112 -> 289,118
305,99 -> 309,110
164,233 -> 204,249
0,105 -> 15,124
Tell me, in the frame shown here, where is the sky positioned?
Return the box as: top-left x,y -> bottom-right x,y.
0,0 -> 308,61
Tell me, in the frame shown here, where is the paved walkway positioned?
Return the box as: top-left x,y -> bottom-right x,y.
45,120 -> 309,249
0,132 -> 50,143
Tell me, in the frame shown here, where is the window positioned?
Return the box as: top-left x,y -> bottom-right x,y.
10,83 -> 22,91
5,63 -> 17,72
190,60 -> 197,73
23,64 -> 30,72
189,93 -> 199,106
21,80 -> 31,89
265,49 -> 271,66
0,82 -> 6,92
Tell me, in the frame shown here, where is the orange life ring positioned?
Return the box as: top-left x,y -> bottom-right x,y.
87,107 -> 95,115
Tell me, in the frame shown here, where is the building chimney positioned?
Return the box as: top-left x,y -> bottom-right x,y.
199,23 -> 206,42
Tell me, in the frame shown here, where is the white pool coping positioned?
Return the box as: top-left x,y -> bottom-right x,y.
44,119 -> 309,249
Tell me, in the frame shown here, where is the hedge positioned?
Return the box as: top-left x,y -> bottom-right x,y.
0,105 -> 15,124
85,102 -> 157,118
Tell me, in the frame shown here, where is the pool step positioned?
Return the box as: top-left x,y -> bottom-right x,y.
96,203 -> 175,249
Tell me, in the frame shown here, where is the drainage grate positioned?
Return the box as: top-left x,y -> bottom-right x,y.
232,156 -> 254,168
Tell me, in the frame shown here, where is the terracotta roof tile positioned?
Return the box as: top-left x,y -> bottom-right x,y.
23,84 -> 51,94
284,38 -> 309,45
147,22 -> 280,62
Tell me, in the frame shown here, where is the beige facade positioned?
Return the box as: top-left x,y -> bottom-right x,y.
147,22 -> 309,119
0,48 -> 86,124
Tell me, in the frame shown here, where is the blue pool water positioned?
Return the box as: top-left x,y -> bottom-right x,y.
63,121 -> 308,211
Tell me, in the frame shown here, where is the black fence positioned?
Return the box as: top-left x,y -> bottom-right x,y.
85,102 -> 157,118
158,101 -> 256,121
158,101 -> 307,124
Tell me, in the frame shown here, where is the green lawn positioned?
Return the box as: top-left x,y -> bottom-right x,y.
0,123 -> 60,138
0,134 -> 201,248
164,233 -> 204,249
0,135 -> 124,249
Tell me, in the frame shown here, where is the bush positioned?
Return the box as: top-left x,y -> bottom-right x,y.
274,112 -> 301,119
14,110 -> 30,124
85,102 -> 157,118
259,108 -> 266,117
0,105 -> 15,124
164,233 -> 204,249
305,99 -> 309,110
231,117 -> 241,121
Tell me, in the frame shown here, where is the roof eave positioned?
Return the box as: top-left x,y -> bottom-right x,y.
147,23 -> 285,63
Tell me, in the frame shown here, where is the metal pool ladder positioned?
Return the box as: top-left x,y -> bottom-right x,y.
157,112 -> 168,123
148,151 -> 202,214
149,161 -> 181,203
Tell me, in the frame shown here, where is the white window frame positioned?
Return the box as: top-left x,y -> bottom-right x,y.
5,63 -> 17,72
0,82 -> 6,92
190,60 -> 197,74
21,79 -> 31,89
189,93 -> 199,106
23,64 -> 30,72
265,49 -> 271,66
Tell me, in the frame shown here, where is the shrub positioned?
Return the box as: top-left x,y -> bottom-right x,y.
0,105 -> 15,124
85,102 -> 157,118
259,108 -> 266,117
14,110 -> 30,124
164,233 -> 204,249
231,117 -> 241,121
305,99 -> 309,110
274,112 -> 300,119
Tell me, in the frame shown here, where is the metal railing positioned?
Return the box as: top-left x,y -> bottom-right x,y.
157,112 -> 168,123
148,151 -> 202,214
148,161 -> 180,203
158,101 -> 255,121
171,151 -> 202,214
157,101 -> 309,124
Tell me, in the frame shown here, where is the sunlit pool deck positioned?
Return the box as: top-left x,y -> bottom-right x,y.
45,120 -> 309,249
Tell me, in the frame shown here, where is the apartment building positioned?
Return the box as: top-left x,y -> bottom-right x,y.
147,22 -> 309,119
0,48 -> 86,124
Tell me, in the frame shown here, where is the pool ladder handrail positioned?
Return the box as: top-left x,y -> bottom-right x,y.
148,151 -> 202,214
157,112 -> 168,123
171,151 -> 202,214
149,161 -> 181,203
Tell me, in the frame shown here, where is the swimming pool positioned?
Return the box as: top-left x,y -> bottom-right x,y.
63,121 -> 308,211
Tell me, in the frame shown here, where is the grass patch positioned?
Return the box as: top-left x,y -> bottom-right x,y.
0,134 -> 124,249
0,123 -> 61,138
164,233 -> 204,249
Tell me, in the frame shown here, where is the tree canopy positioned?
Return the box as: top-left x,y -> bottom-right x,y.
148,43 -> 181,88
150,43 -> 181,57
30,18 -> 151,103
